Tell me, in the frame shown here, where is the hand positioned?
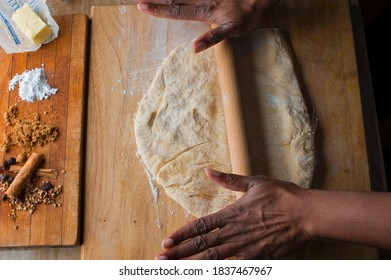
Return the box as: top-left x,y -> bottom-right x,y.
136,0 -> 280,53
156,168 -> 311,260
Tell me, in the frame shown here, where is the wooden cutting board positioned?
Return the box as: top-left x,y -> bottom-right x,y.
0,14 -> 88,247
83,5 -> 209,260
84,3 -> 377,259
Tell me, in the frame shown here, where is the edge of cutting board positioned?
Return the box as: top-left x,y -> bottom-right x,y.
0,14 -> 89,247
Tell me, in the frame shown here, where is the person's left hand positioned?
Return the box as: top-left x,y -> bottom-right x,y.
156,168 -> 311,260
135,0 -> 279,53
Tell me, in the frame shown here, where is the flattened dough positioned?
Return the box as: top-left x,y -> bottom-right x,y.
135,28 -> 316,218
135,45 -> 235,218
235,28 -> 316,187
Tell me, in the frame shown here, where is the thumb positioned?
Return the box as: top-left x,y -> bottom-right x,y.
193,23 -> 238,53
205,168 -> 254,192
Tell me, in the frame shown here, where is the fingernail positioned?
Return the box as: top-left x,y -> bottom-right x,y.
156,255 -> 168,260
162,238 -> 174,249
194,41 -> 208,53
206,168 -> 222,177
137,3 -> 149,10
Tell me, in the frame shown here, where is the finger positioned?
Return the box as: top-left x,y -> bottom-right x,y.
158,218 -> 248,259
193,23 -> 240,53
158,230 -> 220,259
137,3 -> 213,21
159,234 -> 239,260
183,243 -> 237,260
161,213 -> 225,249
205,168 -> 256,192
162,201 -> 245,250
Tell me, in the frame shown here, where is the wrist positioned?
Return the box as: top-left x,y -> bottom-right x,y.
296,189 -> 391,250
299,188 -> 322,241
278,183 -> 314,242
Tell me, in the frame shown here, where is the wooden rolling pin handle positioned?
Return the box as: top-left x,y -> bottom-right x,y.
213,29 -> 252,177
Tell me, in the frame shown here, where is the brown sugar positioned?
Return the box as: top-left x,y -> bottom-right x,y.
1,104 -> 59,162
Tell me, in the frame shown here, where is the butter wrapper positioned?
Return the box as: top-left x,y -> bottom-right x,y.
0,0 -> 59,54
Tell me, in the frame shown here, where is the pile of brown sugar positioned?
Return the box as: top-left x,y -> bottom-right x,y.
1,104 -> 59,163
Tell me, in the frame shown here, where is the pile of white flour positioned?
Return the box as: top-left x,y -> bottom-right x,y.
8,67 -> 58,102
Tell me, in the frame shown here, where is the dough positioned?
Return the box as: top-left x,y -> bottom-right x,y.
135,45 -> 236,218
135,28 -> 316,218
234,28 -> 316,187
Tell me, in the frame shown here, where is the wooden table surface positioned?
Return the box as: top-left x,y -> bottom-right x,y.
0,0 -> 386,260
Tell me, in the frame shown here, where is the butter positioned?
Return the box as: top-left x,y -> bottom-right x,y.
12,3 -> 52,45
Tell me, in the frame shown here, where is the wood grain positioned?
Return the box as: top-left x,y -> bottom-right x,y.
0,14 -> 88,247
83,5 -> 210,260
256,0 -> 378,258
47,0 -> 136,16
0,0 -> 381,259
83,2 -> 378,259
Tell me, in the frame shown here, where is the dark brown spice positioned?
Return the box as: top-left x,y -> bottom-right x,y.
0,173 -> 7,182
7,157 -> 16,165
2,160 -> 10,171
42,181 -> 53,192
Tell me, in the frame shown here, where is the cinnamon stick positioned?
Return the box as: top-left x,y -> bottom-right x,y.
9,165 -> 58,179
5,153 -> 44,199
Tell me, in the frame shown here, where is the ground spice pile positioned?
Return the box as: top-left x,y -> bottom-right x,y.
0,157 -> 62,225
0,106 -> 63,228
0,104 -> 59,162
1,178 -> 63,222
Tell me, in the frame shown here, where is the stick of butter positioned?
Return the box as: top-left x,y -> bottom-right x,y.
11,3 -> 52,45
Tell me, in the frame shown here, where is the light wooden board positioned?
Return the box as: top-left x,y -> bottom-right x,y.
47,0 -> 135,16
83,5 -> 209,260
83,3 -> 378,260
0,14 -> 88,247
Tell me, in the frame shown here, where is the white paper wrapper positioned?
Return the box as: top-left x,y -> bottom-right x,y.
0,0 -> 59,54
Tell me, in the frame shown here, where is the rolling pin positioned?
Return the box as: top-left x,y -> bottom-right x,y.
213,35 -> 252,177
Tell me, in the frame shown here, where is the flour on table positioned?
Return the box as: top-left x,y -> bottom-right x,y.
136,152 -> 162,228
144,167 -> 162,228
8,67 -> 58,103
118,6 -> 128,15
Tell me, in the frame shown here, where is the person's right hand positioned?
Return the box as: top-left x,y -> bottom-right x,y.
155,169 -> 310,260
136,0 -> 280,53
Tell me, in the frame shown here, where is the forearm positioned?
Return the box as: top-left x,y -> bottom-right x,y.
304,189 -> 391,250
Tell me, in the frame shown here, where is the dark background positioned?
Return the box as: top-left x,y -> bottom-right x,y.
361,0 -> 391,189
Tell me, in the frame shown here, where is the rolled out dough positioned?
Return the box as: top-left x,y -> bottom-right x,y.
135,28 -> 316,218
